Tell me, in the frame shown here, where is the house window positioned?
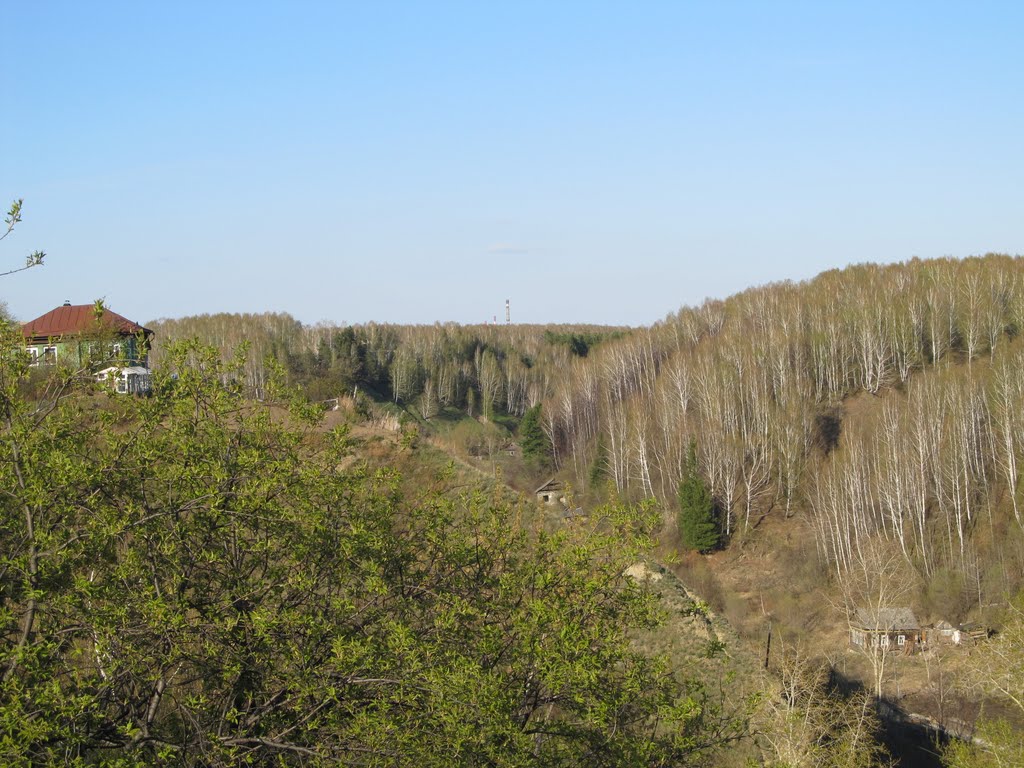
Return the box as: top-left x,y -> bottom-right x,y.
25,348 -> 39,365
897,634 -> 906,646
42,346 -> 57,365
112,343 -> 122,359
880,635 -> 890,647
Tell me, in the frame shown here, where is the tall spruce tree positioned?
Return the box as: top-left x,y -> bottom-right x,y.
678,440 -> 719,552
519,403 -> 551,466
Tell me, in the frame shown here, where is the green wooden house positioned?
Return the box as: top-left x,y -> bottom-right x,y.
21,301 -> 153,371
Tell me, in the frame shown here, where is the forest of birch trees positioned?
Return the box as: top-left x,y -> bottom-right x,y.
542,255 -> 1024,599
151,254 -> 1024,601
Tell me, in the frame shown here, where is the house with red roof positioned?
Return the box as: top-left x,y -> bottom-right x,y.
21,301 -> 153,392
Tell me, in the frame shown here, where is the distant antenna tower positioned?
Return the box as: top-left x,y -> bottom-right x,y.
505,299 -> 510,325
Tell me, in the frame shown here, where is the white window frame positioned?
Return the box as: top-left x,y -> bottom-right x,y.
897,634 -> 906,646
25,347 -> 39,365
42,346 -> 57,365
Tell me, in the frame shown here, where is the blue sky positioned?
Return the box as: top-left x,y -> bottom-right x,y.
4,2 -> 1023,326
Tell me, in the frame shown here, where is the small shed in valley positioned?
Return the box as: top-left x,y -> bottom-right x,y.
534,479 -> 565,507
850,607 -> 923,654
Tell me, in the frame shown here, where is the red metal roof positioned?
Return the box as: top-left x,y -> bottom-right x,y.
21,304 -> 153,343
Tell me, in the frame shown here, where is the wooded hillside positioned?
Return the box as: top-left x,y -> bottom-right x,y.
150,255 -> 1024,605
541,255 -> 1024,604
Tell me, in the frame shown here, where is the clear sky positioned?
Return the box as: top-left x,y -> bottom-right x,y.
4,2 -> 1023,327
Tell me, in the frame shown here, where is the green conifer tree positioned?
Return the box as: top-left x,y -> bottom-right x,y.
678,440 -> 719,552
519,403 -> 551,466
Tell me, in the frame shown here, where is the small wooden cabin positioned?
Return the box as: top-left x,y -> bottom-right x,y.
850,607 -> 923,654
534,479 -> 565,507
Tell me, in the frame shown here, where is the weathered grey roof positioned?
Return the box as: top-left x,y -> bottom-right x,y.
534,478 -> 564,494
852,607 -> 919,631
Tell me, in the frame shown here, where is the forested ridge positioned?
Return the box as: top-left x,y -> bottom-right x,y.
148,316 -> 626,420
152,255 -> 1024,597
